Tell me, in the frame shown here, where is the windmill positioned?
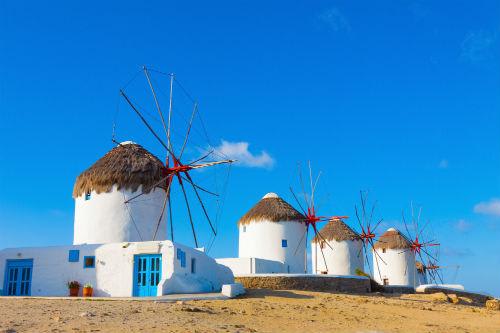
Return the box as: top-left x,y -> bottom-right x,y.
289,162 -> 346,272
353,190 -> 387,281
400,203 -> 440,285
115,66 -> 234,248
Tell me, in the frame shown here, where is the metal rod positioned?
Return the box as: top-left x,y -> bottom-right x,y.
143,66 -> 169,141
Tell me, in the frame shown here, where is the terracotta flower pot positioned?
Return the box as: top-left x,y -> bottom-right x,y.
69,287 -> 79,297
83,287 -> 93,297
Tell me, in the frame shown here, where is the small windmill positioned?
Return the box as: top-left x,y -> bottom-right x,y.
289,162 -> 345,272
116,66 -> 234,248
353,190 -> 387,280
400,203 -> 440,284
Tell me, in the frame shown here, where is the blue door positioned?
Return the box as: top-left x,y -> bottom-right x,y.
133,254 -> 162,297
3,259 -> 33,296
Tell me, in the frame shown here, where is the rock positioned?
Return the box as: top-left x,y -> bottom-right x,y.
430,292 -> 450,303
448,294 -> 460,304
79,312 -> 95,317
486,299 -> 500,311
52,316 -> 61,322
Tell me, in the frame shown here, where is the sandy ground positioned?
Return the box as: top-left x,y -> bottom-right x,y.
1,290 -> 499,333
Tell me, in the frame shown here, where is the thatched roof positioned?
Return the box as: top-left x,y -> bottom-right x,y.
73,142 -> 164,198
373,228 -> 412,250
237,193 -> 305,225
312,218 -> 360,243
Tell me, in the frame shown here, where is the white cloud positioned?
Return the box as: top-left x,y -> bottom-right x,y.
454,219 -> 471,232
214,140 -> 275,169
318,7 -> 351,33
460,30 -> 497,65
438,159 -> 449,169
474,198 -> 500,217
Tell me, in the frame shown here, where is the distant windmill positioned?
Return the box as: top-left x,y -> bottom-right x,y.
400,203 -> 440,285
289,162 -> 345,272
353,190 -> 387,281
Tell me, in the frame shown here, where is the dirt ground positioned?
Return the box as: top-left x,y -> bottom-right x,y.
1,289 -> 499,333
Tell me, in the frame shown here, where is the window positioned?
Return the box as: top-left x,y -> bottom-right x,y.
191,258 -> 196,274
180,252 -> 186,268
383,278 -> 389,286
83,256 -> 95,268
68,250 -> 80,262
382,248 -> 386,253
85,190 -> 91,201
243,226 -> 246,232
281,239 -> 287,248
177,248 -> 182,260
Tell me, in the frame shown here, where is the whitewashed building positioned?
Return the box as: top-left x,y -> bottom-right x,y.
0,142 -> 233,297
217,193 -> 307,274
311,218 -> 364,276
372,228 -> 416,287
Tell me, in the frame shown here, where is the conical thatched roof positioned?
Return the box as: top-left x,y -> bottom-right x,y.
237,193 -> 305,225
373,228 -> 412,250
312,218 -> 360,243
73,142 -> 165,198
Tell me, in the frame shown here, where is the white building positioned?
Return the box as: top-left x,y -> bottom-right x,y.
0,142 -> 233,297
311,218 -> 364,276
372,228 -> 416,287
218,193 -> 307,274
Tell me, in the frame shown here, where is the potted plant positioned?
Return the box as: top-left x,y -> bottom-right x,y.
83,283 -> 93,297
67,281 -> 81,297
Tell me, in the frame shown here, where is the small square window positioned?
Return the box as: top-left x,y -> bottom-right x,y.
85,191 -> 91,201
68,250 -> 80,262
191,258 -> 196,274
83,256 -> 95,268
281,239 -> 287,248
243,226 -> 246,232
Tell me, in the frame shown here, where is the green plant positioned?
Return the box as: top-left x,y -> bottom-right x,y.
355,268 -> 371,278
67,281 -> 81,289
83,283 -> 93,289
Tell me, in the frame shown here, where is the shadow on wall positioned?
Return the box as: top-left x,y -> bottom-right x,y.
241,289 -> 314,299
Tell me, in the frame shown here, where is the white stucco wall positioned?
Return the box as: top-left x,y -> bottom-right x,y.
372,248 -> 416,287
238,220 -> 306,273
0,240 -> 233,297
215,257 -> 286,276
73,185 -> 167,245
311,239 -> 364,276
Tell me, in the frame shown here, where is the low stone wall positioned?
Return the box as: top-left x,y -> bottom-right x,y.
418,287 -> 493,305
235,275 -> 371,294
382,286 -> 415,294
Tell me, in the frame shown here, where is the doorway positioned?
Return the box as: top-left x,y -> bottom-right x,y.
133,254 -> 162,297
3,259 -> 33,296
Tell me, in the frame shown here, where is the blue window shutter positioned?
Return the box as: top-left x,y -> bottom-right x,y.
68,250 -> 80,262
83,256 -> 95,268
177,248 -> 182,260
282,239 -> 288,248
191,258 -> 196,274
181,252 -> 186,268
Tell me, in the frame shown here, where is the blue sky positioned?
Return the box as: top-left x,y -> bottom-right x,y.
1,1 -> 499,296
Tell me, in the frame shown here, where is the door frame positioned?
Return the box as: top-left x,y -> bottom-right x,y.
3,259 -> 34,296
132,254 -> 162,297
